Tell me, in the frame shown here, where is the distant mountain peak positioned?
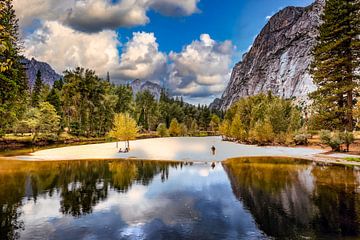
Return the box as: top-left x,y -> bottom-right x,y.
21,57 -> 62,89
130,79 -> 162,100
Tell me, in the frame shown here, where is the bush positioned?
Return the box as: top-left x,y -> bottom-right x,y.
156,123 -> 169,137
293,133 -> 311,145
319,130 -> 343,152
341,131 -> 354,152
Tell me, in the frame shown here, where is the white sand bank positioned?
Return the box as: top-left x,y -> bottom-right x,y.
14,136 -> 326,162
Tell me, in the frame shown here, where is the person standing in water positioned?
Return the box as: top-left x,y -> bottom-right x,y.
211,145 -> 216,155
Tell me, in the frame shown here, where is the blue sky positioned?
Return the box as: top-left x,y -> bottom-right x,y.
118,0 -> 313,55
16,0 -> 314,104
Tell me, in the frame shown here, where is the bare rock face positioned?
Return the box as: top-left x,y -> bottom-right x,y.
21,57 -> 62,89
130,79 -> 162,100
217,0 -> 324,110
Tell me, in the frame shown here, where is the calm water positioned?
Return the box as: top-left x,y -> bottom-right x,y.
1,158 -> 360,240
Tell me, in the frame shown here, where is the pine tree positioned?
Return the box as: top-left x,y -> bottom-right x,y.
106,72 -> 110,82
32,70 -> 43,107
310,0 -> 360,131
0,0 -> 28,136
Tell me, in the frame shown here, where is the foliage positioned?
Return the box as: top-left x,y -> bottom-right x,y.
0,0 -> 28,137
156,123 -> 168,137
319,130 -> 354,152
31,70 -> 43,107
62,67 -> 116,136
209,114 -> 221,133
341,131 -> 355,152
135,90 -> 158,131
108,113 -> 138,149
309,0 -> 360,131
293,133 -> 311,145
16,102 -> 61,141
169,118 -> 181,137
319,130 -> 343,152
220,93 -> 302,145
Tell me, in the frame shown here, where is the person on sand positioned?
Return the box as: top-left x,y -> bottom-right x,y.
211,145 -> 216,155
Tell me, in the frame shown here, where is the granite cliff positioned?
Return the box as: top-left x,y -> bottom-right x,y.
212,0 -> 324,110
21,58 -> 62,89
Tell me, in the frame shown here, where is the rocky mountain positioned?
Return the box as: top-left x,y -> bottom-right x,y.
21,58 -> 62,89
212,0 -> 324,110
130,79 -> 162,100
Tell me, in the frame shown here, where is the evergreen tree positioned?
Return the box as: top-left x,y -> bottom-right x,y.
310,0 -> 360,131
0,0 -> 28,136
32,70 -> 43,107
106,72 -> 110,82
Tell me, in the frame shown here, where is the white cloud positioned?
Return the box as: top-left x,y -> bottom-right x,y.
24,21 -> 120,75
14,0 -> 200,33
23,23 -> 166,83
168,34 -> 233,99
115,32 -> 167,83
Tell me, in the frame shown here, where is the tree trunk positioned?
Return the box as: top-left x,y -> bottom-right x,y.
347,89 -> 353,131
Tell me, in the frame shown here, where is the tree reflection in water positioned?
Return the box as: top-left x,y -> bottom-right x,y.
223,157 -> 360,239
0,159 -> 180,239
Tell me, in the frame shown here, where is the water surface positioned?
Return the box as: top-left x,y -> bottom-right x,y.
1,158 -> 360,239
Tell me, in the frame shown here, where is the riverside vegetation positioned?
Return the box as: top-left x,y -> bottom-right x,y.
220,0 -> 359,152
0,1 -> 222,148
0,0 -> 359,153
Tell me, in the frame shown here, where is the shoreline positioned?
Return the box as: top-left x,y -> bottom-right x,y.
2,136 -> 360,166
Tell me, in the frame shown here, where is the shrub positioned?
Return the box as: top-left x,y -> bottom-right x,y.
294,133 -> 311,145
341,131 -> 354,152
156,123 -> 168,137
319,130 -> 343,152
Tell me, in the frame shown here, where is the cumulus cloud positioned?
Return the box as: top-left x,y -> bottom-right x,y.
24,21 -> 120,75
14,0 -> 200,33
168,34 -> 233,99
24,23 -> 166,83
114,32 -> 167,83
150,0 -> 200,16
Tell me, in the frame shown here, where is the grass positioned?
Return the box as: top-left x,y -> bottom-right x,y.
344,157 -> 360,162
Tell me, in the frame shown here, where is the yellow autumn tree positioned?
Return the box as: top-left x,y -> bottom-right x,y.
109,113 -> 138,150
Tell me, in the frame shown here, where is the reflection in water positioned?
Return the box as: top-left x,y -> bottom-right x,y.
1,158 -> 360,239
223,157 -> 360,239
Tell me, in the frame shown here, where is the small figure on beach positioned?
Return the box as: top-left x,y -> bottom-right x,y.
211,162 -> 216,169
211,145 -> 216,155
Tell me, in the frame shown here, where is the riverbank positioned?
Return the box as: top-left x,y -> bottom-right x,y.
0,136 -> 340,162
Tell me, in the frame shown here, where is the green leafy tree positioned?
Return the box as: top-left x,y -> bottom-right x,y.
156,123 -> 168,137
210,114 -> 221,133
310,0 -> 360,131
62,67 -> 115,136
109,113 -> 138,150
230,114 -> 247,142
114,85 -> 133,114
169,118 -> 181,137
222,93 -> 301,145
220,119 -> 231,140
135,90 -> 158,131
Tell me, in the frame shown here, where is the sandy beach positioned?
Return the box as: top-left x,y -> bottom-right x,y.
10,136 -> 331,162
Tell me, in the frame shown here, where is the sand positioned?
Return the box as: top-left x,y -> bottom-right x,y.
13,136 -> 327,162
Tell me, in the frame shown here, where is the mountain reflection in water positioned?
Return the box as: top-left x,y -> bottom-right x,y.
1,158 -> 360,239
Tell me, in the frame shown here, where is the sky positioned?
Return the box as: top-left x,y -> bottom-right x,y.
14,0 -> 314,105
